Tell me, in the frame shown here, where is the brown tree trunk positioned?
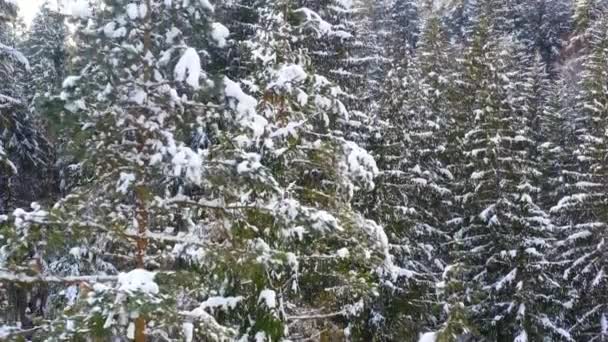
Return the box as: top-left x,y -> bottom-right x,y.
134,317 -> 147,342
134,185 -> 148,342
134,1 -> 152,341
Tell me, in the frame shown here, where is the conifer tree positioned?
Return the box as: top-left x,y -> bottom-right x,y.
551,14 -> 608,340
442,0 -> 477,42
527,0 -> 573,65
0,0 -> 52,212
355,11 -> 459,340
6,0 -> 608,340
573,0 -> 602,34
1,0 -> 393,340
23,1 -> 67,109
445,4 -> 558,339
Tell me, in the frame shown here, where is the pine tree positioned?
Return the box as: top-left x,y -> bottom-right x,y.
353,10 -> 460,340
23,1 -> 67,109
528,0 -> 573,66
0,0 -> 56,335
0,0 -> 25,103
573,0 -> 602,34
0,0 -> 53,212
551,14 -> 608,340
442,0 -> 477,42
290,0 -> 385,150
538,68 -> 571,210
1,0 -> 393,340
7,0 -> 608,340
446,4 -> 557,339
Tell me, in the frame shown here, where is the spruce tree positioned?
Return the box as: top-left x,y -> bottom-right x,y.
1,0 -> 392,340
551,14 -> 608,340
355,10 -> 458,341
446,4 -> 557,339
23,1 -> 67,109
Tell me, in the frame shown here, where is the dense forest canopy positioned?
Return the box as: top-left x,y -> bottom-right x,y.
1,0 -> 608,341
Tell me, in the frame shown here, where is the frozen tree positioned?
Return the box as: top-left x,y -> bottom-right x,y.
551,14 -> 608,340
23,1 -> 67,108
1,0 -> 392,340
445,4 -> 560,339
4,0 -> 608,340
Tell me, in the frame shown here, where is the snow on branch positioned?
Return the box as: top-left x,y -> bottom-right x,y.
180,308 -> 238,340
0,326 -> 45,339
0,270 -> 118,284
286,310 -> 345,321
0,42 -> 29,70
294,8 -> 352,38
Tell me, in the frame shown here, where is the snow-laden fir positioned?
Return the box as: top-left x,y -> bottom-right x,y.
0,0 -> 607,341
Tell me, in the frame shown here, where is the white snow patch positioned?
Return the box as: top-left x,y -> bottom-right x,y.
495,268 -> 517,291
471,170 -> 486,180
224,77 -> 267,138
514,330 -> 528,342
117,172 -> 135,194
200,296 -> 243,310
297,90 -> 309,106
183,322 -> 194,342
342,140 -> 379,189
69,247 -> 83,259
418,332 -> 437,342
255,331 -> 267,342
567,230 -> 592,242
237,153 -> 262,174
166,27 -> 181,43
258,289 -> 276,309
295,8 -> 334,36
270,120 -> 304,139
198,0 -> 214,11
127,322 -> 135,339
126,3 -> 140,19
103,22 -> 117,37
130,88 -> 147,105
269,64 -> 307,90
175,47 -> 202,89
211,23 -> 229,47
117,269 -> 159,295
592,269 -> 604,287
62,76 -> 80,88
336,248 -> 350,259
0,326 -> 18,338
224,77 -> 257,117
171,146 -> 203,185
70,0 -> 92,18
13,203 -> 48,228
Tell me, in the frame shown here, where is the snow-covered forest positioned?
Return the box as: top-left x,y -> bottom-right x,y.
2,0 -> 608,340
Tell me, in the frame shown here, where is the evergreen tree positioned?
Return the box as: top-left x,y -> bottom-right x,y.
573,0 -> 604,34
1,0 -> 392,340
23,1 -> 67,109
6,0 -> 608,340
0,0 -> 52,212
531,0 -> 573,66
355,11 -> 458,341
551,14 -> 608,340
442,0 -> 477,42
447,5 -> 557,339
0,0 -> 25,102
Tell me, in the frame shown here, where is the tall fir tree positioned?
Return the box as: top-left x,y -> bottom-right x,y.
551,13 -> 608,340
1,0 -> 394,340
23,1 -> 67,109
445,3 -> 558,339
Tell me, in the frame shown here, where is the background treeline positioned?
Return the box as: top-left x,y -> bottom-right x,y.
2,0 -> 608,341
